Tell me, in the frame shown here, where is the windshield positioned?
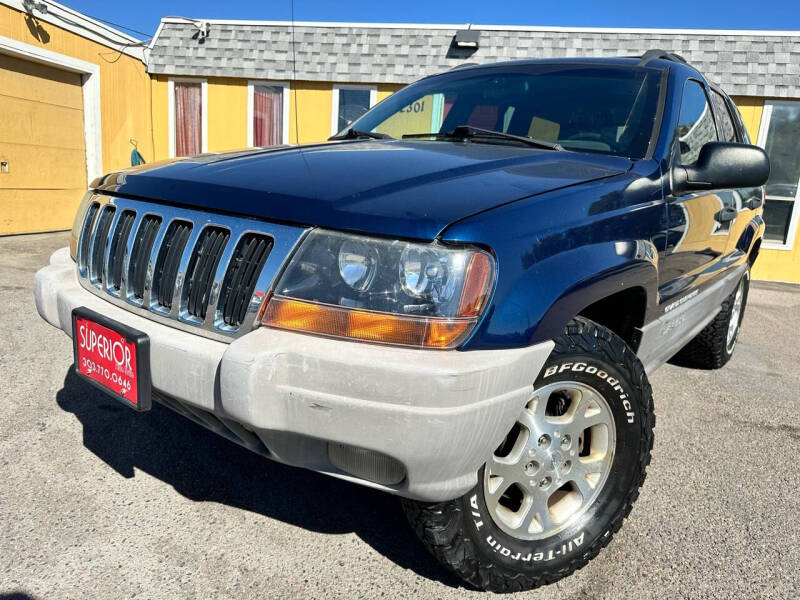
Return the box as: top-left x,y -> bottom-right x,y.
347,64 -> 663,159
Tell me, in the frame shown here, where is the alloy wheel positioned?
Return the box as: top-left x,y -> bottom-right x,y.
483,381 -> 616,540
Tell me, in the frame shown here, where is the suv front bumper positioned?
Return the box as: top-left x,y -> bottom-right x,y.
35,247 -> 553,501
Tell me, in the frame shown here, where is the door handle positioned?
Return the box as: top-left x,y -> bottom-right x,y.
745,197 -> 763,210
715,207 -> 738,222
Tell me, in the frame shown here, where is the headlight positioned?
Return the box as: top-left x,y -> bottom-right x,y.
338,239 -> 378,292
262,229 -> 494,348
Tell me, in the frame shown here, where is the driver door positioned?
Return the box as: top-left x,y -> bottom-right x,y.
659,79 -> 734,302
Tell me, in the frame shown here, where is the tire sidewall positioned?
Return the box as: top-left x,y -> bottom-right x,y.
724,269 -> 750,357
458,350 -> 647,573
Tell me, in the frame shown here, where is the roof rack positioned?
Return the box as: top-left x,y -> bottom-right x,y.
636,49 -> 688,67
450,62 -> 480,70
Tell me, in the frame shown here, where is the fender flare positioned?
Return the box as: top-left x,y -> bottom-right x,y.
473,240 -> 660,348
735,213 -> 765,257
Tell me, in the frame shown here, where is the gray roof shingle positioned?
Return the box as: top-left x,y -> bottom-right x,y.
147,21 -> 800,97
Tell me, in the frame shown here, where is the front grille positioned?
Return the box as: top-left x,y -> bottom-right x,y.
154,220 -> 193,309
185,226 -> 230,320
129,215 -> 162,300
78,202 -> 100,274
109,210 -> 136,291
221,234 -> 273,327
89,206 -> 115,284
75,196 -> 309,341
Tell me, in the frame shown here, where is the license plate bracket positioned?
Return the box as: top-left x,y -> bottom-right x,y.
72,306 -> 152,411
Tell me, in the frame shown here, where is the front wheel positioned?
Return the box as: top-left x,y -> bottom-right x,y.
402,318 -> 655,593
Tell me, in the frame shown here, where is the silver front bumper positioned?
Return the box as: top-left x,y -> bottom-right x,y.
36,247 -> 554,501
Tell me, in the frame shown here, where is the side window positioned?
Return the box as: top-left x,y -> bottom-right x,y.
676,80 -> 718,165
711,90 -> 738,143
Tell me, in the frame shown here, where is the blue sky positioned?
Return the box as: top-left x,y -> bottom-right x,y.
66,0 -> 799,40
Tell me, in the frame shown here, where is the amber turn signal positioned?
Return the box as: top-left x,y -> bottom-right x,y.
262,296 -> 476,349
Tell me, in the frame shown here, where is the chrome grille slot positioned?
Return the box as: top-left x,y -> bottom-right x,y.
108,210 -> 136,292
75,196 -> 309,342
78,202 -> 100,275
184,226 -> 230,320
129,215 -> 162,300
220,234 -> 273,327
89,206 -> 116,284
154,220 -> 193,310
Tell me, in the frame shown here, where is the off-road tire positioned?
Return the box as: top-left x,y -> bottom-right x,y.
401,318 -> 655,593
670,269 -> 750,370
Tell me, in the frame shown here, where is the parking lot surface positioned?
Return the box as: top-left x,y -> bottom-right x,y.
1,232 -> 799,599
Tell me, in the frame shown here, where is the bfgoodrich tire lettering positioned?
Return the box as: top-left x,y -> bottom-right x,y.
402,318 -> 655,593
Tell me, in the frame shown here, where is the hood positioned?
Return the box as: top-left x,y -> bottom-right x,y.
94,141 -> 632,240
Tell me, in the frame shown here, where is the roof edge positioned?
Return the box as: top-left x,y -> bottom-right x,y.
156,16 -> 800,37
1,0 -> 146,61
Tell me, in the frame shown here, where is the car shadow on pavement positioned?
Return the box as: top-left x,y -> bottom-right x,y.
56,369 -> 463,589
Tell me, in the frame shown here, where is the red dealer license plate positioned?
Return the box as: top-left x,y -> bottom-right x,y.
72,307 -> 152,411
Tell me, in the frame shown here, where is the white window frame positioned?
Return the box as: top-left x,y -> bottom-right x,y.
246,80 -> 291,147
0,34 -> 102,187
168,77 -> 208,157
756,100 -> 800,251
331,84 -> 378,136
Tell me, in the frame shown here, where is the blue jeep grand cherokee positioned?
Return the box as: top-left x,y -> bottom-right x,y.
35,51 -> 769,592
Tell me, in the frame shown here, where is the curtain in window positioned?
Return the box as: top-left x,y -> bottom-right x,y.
175,82 -> 202,156
253,85 -> 283,146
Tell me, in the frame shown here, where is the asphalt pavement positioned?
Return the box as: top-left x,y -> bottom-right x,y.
1,232 -> 798,599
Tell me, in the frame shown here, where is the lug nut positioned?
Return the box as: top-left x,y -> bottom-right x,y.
539,476 -> 551,488
524,461 -> 539,475
538,434 -> 551,448
563,460 -> 572,473
561,435 -> 571,449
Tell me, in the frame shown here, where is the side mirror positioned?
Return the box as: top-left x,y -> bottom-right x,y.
672,142 -> 770,195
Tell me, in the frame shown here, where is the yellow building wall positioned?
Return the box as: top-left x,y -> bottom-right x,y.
732,96 -> 800,283
208,77 -> 248,150
289,80 -> 334,144
150,75 -> 169,159
151,78 -> 407,156
0,4 -> 154,174
377,83 -> 405,101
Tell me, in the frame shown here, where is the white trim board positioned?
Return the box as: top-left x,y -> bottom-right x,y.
0,34 -> 102,186
157,16 -> 800,37
756,100 -> 800,252
331,84 -> 378,136
1,0 -> 145,61
246,80 -> 291,147
168,77 -> 208,157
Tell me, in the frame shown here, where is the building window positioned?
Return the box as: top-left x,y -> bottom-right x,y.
331,85 -> 377,135
757,101 -> 800,249
169,78 -> 207,157
248,81 -> 290,147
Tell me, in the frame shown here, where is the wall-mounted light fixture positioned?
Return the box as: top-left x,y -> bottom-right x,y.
454,29 -> 480,49
22,0 -> 48,14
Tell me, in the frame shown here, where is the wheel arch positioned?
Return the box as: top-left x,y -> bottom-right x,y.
530,258 -> 657,347
465,240 -> 660,350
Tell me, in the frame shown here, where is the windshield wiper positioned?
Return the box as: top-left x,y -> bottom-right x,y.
403,125 -> 563,151
329,128 -> 394,141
